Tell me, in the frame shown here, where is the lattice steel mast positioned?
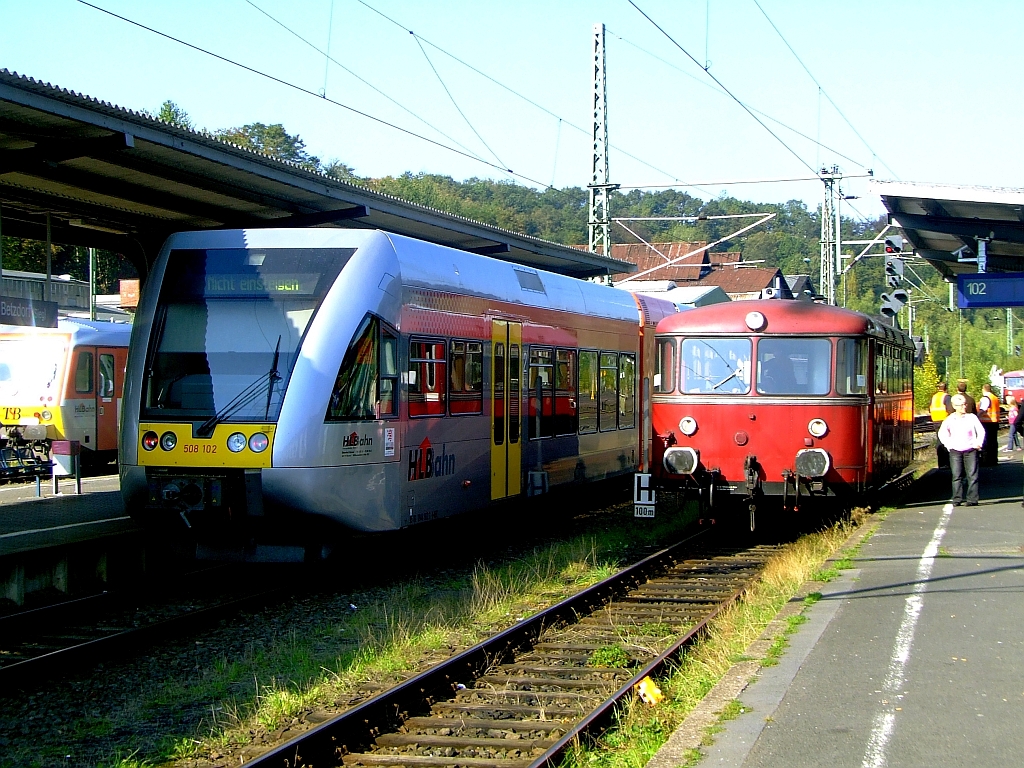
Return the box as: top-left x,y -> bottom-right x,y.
819,165 -> 841,305
588,23 -> 618,260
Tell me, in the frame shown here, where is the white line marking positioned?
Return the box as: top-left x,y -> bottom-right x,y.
861,504 -> 953,768
0,516 -> 133,539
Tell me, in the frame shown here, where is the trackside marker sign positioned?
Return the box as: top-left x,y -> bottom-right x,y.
634,473 -> 656,518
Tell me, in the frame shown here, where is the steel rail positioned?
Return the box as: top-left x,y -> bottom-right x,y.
246,527 -> 719,768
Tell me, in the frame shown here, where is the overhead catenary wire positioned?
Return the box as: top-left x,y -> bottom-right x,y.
242,0 -> 492,166
76,0 -> 558,186
354,0 -> 712,192
409,32 -> 510,172
627,0 -> 819,177
751,0 -> 899,180
606,29 -> 872,172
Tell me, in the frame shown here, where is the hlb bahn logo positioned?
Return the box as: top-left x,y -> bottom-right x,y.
343,431 -> 373,448
409,437 -> 456,481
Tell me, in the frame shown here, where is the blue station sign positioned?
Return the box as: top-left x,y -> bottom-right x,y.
957,272 -> 1024,308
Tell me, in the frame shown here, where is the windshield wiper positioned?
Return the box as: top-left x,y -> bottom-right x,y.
196,336 -> 283,437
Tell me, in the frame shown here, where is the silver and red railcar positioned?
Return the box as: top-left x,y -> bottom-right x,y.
119,228 -> 675,561
651,300 -> 913,525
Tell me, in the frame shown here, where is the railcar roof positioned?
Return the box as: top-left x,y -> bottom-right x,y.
656,299 -> 911,345
0,317 -> 132,346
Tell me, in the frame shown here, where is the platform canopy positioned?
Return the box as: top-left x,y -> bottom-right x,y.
0,69 -> 630,280
872,180 -> 1024,279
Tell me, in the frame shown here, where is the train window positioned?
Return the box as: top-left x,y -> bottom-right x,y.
757,338 -> 831,395
449,340 -> 483,415
599,352 -> 618,432
493,343 -> 505,445
75,351 -> 94,394
654,338 -> 676,393
528,347 -> 554,439
836,338 -> 868,395
619,353 -> 636,429
379,327 -> 399,418
578,350 -> 599,434
555,349 -> 578,436
679,338 -> 751,394
509,344 -> 521,444
326,314 -> 379,421
144,247 -> 351,422
99,354 -> 116,398
409,338 -> 447,417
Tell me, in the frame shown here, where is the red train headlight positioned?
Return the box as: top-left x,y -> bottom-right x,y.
142,431 -> 159,451
808,418 -> 828,438
678,416 -> 698,436
795,448 -> 830,478
664,446 -> 700,475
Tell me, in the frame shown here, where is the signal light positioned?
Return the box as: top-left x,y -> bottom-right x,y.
884,257 -> 904,289
142,431 -> 158,451
880,289 -> 910,318
884,235 -> 903,253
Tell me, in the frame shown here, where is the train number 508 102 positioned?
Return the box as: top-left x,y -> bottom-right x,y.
183,444 -> 217,454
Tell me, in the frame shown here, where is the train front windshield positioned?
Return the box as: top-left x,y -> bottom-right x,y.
142,247 -> 352,422
0,335 -> 68,401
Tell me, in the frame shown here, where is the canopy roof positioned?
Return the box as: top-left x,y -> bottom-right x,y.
0,69 -> 630,280
873,180 -> 1024,279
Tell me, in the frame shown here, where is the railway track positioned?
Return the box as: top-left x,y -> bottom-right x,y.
0,565 -> 291,687
247,531 -> 781,768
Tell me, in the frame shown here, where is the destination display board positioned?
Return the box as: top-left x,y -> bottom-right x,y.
957,272 -> 1024,308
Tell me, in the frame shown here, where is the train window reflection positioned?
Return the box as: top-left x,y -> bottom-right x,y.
449,340 -> 483,415
578,350 -> 598,434
599,352 -> 618,432
76,351 -> 94,394
326,314 -> 378,421
409,339 -> 447,417
757,338 -> 831,395
528,347 -> 554,439
619,353 -> 636,429
379,327 -> 398,418
99,354 -> 116,398
679,338 -> 751,394
836,338 -> 868,395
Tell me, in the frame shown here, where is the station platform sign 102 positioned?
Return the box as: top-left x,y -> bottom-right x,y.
958,272 -> 1024,308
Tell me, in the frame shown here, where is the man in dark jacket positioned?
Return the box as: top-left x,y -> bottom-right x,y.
956,380 -> 977,414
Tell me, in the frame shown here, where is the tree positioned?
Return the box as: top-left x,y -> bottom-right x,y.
143,100 -> 194,130
215,122 -> 320,171
914,352 -> 941,412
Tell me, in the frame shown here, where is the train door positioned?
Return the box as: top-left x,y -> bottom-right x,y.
490,320 -> 522,500
95,348 -> 119,451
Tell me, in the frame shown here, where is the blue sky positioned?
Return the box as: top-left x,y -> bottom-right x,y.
3,1 -> 1022,220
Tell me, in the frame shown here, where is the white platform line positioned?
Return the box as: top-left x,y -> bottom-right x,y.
861,504 -> 953,768
0,515 -> 133,539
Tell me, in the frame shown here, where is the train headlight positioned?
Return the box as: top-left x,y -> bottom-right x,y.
663,446 -> 700,475
795,448 -> 830,478
808,418 -> 828,438
248,433 -> 269,453
159,431 -> 177,451
142,431 -> 158,451
678,416 -> 698,436
745,311 -> 767,331
41,410 -> 52,421
227,432 -> 247,453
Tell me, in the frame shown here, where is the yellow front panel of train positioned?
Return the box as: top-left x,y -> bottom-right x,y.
137,423 -> 276,468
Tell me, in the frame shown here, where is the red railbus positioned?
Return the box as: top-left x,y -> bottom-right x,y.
651,300 -> 914,528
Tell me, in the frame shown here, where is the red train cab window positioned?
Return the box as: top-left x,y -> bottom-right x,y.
757,338 -> 831,395
654,338 -> 676,393
409,338 -> 447,417
449,340 -> 483,415
836,338 -> 868,395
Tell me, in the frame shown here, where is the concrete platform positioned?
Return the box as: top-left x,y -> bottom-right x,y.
0,474 -> 136,557
694,457 -> 1024,767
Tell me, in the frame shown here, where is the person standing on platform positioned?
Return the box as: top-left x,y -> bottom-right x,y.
978,383 -> 1001,466
1004,395 -> 1020,451
930,381 -> 953,467
956,379 -> 977,414
939,394 -> 985,510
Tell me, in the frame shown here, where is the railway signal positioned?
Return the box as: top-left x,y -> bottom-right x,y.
884,235 -> 903,253
880,288 -> 910,319
885,256 -> 904,288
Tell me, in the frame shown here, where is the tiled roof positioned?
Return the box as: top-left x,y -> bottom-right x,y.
693,267 -> 788,296
610,242 -> 709,281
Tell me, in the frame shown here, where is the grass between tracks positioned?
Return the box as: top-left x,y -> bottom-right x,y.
558,514 -> 871,768
92,501 -> 701,767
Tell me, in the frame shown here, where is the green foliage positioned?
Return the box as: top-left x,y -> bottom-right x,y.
215,122 -> 321,171
589,644 -> 633,668
155,100 -> 193,130
915,352 -> 941,412
0,237 -> 136,293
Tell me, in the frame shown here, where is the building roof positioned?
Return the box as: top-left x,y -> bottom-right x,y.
693,266 -> 791,298
610,242 -> 709,282
0,69 -> 630,280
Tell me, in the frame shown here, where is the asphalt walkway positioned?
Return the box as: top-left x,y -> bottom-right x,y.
696,454 -> 1024,767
